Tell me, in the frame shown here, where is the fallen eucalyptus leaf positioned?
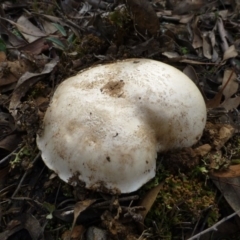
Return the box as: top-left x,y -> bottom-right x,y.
9,57 -> 59,118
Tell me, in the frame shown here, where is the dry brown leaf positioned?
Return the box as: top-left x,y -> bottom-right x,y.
221,96 -> 240,111
223,45 -> 238,61
212,176 -> 240,217
42,20 -> 58,34
18,38 -> 50,55
0,17 -> 45,39
207,70 -> 235,108
206,91 -> 223,108
17,15 -> 46,43
139,183 -> 163,220
183,65 -> 198,84
219,10 -> 229,19
162,51 -> 181,59
71,199 -> 96,236
221,69 -> 238,100
0,73 -> 18,88
211,165 -> 240,178
208,30 -> 216,47
0,59 -> 32,88
62,225 -> 85,240
192,32 -> 202,49
208,31 -> 219,61
191,16 -> 203,49
202,33 -> 212,59
0,213 -> 43,240
173,0 -> 205,15
39,14 -> 68,27
8,60 -> 33,79
179,14 -> 194,24
0,22 -> 27,47
9,57 -> 59,118
0,134 -> 22,153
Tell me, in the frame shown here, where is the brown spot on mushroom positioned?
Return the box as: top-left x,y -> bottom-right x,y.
106,156 -> 111,162
100,80 -> 125,97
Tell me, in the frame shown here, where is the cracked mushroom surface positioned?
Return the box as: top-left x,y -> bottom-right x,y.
37,58 -> 207,194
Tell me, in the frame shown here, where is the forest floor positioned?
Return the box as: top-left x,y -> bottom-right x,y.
1,0 -> 240,239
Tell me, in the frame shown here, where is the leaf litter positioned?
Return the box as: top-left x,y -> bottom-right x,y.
0,0 -> 240,239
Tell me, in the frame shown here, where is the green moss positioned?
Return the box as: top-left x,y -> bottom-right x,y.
144,173 -> 219,239
108,8 -> 130,28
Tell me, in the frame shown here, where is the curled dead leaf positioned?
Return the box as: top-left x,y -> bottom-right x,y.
211,164 -> 240,178
223,45 -> 238,61
138,183 -> 163,231
9,57 -> 59,119
71,199 -> 96,236
221,69 -> 238,100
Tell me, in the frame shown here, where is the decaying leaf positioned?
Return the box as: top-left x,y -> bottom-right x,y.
172,0 -> 206,15
71,199 -> 96,235
16,15 -> 46,42
0,213 -> 43,240
62,225 -> 85,240
9,57 -> 59,118
0,59 -> 34,88
202,32 -> 212,59
18,38 -> 50,55
0,111 -> 22,155
206,90 -> 223,109
211,165 -> 240,178
221,69 -> 238,100
223,45 -> 238,61
0,134 -> 22,155
206,69 -> 236,108
221,96 -> 240,111
0,22 -> 27,47
212,176 -> 240,217
183,65 -> 199,84
138,183 -> 163,229
0,16 -> 45,39
126,0 -> 160,36
162,51 -> 181,59
191,16 -> 203,49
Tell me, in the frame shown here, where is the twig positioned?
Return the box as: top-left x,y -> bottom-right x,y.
92,195 -> 139,208
0,147 -> 21,167
11,152 -> 41,198
187,209 -> 240,240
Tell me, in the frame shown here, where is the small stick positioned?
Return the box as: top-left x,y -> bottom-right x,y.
187,209 -> 240,240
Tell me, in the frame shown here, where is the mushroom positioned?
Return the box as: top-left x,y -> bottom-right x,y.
37,58 -> 206,194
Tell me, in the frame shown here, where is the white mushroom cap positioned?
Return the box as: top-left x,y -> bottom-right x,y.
37,58 -> 206,194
